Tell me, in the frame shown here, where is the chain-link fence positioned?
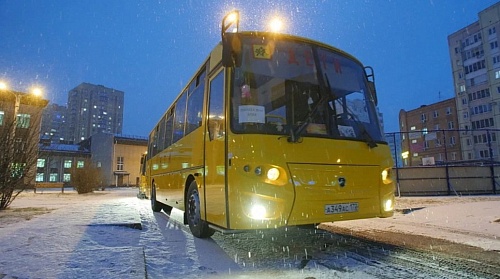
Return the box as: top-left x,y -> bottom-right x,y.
385,129 -> 500,196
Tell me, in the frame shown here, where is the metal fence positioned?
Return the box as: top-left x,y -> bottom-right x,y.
385,129 -> 500,196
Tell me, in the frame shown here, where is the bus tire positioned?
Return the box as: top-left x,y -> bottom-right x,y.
151,183 -> 162,212
186,181 -> 214,238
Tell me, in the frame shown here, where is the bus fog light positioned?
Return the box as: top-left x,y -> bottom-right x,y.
250,204 -> 266,219
384,199 -> 393,212
267,167 -> 280,181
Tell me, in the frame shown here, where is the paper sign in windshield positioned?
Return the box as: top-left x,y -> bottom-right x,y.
239,105 -> 265,123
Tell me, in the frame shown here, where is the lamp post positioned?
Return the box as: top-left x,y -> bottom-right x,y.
0,81 -> 43,154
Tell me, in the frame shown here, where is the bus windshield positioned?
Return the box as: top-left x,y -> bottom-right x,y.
230,35 -> 384,144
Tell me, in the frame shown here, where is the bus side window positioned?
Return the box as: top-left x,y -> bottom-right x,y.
173,91 -> 187,143
164,109 -> 174,147
186,69 -> 206,136
208,71 -> 225,141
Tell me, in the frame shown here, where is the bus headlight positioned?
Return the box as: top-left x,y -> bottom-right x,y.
267,167 -> 280,181
381,168 -> 392,184
249,204 -> 267,219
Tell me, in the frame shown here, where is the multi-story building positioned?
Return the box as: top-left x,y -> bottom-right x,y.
399,98 -> 462,166
37,140 -> 91,183
37,133 -> 147,187
66,83 -> 124,143
40,103 -> 68,143
385,132 -> 403,168
448,2 -> 500,161
80,133 -> 147,186
0,88 -> 49,185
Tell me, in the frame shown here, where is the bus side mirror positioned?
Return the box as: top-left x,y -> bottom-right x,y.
364,66 -> 377,106
367,81 -> 378,106
222,33 -> 242,67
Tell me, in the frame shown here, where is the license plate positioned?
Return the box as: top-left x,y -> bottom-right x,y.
324,202 -> 359,214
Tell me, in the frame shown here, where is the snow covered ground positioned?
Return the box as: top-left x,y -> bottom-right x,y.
326,195 -> 500,252
1,187 -> 499,278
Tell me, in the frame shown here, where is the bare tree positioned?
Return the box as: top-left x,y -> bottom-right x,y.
0,110 -> 43,210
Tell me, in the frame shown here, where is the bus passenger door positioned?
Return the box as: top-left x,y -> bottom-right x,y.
204,69 -> 227,228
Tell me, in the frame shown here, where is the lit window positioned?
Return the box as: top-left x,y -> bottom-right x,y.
49,173 -> 58,182
36,173 -> 44,182
37,159 -> 45,168
0,111 -> 4,126
16,113 -> 31,128
64,160 -> 72,168
77,160 -> 84,168
63,173 -> 71,182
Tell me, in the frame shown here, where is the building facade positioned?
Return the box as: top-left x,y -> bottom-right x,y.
37,133 -> 147,187
37,141 -> 91,183
448,2 -> 500,161
81,133 -> 147,186
385,132 -> 403,168
399,98 -> 462,166
66,83 -> 124,143
40,103 -> 68,143
0,89 -> 49,185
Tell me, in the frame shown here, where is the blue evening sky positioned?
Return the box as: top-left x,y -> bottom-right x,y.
0,0 -> 498,136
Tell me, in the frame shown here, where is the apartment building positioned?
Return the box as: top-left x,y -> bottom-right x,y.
40,103 -> 67,143
448,2 -> 500,161
66,83 -> 124,143
399,98 -> 462,166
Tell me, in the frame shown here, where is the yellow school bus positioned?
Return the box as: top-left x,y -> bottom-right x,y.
145,11 -> 394,238
138,152 -> 148,199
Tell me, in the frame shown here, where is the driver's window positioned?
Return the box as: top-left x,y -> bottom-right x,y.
208,71 -> 225,141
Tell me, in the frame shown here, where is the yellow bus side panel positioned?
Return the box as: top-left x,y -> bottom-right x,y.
153,129 -> 205,211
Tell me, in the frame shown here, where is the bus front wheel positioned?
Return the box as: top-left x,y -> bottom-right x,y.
186,181 -> 214,238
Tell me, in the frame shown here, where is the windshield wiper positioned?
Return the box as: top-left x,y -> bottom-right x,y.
288,87 -> 328,143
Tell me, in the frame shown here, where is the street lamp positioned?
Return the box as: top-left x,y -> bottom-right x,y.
0,82 -> 43,144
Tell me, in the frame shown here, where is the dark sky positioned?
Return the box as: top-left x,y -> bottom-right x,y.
1,0 -> 498,136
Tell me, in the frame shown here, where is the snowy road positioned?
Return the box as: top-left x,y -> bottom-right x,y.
1,188 -> 499,278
